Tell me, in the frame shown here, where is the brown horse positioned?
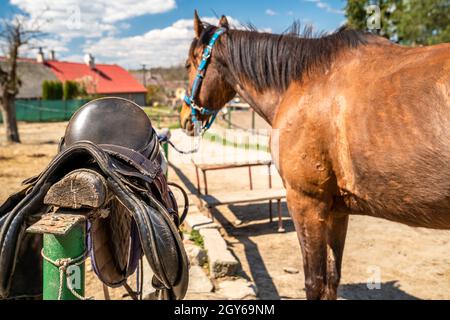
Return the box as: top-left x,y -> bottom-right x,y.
180,12 -> 450,299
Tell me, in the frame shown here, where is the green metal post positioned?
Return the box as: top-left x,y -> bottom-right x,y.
162,142 -> 169,178
43,223 -> 85,300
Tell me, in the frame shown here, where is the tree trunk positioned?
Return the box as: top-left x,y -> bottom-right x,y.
1,97 -> 20,143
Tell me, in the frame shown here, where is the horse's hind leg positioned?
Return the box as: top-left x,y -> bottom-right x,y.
287,187 -> 348,300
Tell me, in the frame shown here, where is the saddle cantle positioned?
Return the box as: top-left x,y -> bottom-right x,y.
0,97 -> 188,300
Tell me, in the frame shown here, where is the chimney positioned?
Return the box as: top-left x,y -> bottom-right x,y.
84,53 -> 95,69
36,47 -> 45,63
50,50 -> 56,61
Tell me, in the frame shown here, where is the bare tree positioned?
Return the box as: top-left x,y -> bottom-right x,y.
0,16 -> 42,143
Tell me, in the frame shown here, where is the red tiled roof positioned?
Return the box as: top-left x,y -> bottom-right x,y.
45,60 -> 147,94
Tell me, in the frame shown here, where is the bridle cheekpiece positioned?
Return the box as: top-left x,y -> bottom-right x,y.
184,27 -> 226,133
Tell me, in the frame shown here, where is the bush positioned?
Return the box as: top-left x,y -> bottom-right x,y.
63,81 -> 80,100
42,80 -> 50,100
42,80 -> 63,100
146,84 -> 167,106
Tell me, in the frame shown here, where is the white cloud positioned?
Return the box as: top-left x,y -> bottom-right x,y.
80,16 -> 244,69
304,0 -> 344,14
9,0 -> 176,42
9,0 -> 176,62
4,3 -> 270,70
29,37 -> 70,53
265,9 -> 277,16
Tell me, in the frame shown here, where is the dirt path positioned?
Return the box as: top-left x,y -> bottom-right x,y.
1,123 -> 450,299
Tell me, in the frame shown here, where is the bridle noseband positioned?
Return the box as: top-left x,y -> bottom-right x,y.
184,27 -> 226,133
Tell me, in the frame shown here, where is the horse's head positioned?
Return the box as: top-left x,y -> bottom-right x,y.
180,11 -> 236,136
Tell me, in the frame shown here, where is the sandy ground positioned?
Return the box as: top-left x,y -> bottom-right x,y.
168,129 -> 450,300
1,122 -> 450,300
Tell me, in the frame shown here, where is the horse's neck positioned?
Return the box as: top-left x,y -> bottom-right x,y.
219,45 -> 287,125
231,81 -> 282,126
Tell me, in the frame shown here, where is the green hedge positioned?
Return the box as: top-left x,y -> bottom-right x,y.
42,80 -> 63,100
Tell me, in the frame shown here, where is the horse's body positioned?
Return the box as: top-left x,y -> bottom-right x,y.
180,12 -> 450,299
275,38 -> 450,229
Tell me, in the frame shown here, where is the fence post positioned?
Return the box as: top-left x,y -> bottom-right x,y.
158,128 -> 170,178
162,140 -> 169,179
43,223 -> 86,300
27,214 -> 86,300
163,139 -> 169,157
251,110 -> 255,131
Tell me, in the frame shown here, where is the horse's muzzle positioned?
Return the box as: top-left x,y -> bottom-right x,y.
181,116 -> 196,136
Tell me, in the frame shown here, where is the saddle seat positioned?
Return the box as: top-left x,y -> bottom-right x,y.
62,97 -> 158,159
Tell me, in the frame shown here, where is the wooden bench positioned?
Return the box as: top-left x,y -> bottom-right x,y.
192,159 -> 287,232
192,159 -> 272,195
201,189 -> 286,206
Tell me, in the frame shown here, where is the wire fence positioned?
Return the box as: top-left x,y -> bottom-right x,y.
0,99 -> 90,123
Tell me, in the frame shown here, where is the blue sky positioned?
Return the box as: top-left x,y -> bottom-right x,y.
0,0 -> 347,69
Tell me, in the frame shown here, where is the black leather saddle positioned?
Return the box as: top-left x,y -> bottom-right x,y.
62,97 -> 158,158
0,97 -> 188,300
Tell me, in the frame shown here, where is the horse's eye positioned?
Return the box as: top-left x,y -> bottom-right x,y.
185,63 -> 191,70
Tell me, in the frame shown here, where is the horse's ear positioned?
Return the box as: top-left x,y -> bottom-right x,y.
194,10 -> 204,39
218,15 -> 229,29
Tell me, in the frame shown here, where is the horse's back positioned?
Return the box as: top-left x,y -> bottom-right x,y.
332,41 -> 450,228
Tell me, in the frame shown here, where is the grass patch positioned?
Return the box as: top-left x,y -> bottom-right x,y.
142,105 -> 173,115
168,122 -> 181,129
189,229 -> 204,249
143,106 -> 180,129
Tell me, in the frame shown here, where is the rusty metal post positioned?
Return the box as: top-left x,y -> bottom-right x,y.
202,170 -> 208,195
248,166 -> 253,190
195,165 -> 201,194
277,200 -> 285,233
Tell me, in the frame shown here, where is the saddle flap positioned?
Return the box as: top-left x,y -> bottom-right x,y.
89,198 -> 141,287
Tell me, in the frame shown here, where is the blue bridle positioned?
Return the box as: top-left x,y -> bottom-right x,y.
184,28 -> 226,132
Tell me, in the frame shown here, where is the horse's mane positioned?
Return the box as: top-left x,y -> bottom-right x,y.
196,23 -> 372,92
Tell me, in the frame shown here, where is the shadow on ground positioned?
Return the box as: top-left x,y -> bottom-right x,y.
170,162 -> 421,300
210,203 -> 293,299
338,281 -> 419,300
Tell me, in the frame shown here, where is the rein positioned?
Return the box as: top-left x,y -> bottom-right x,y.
184,27 -> 226,133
